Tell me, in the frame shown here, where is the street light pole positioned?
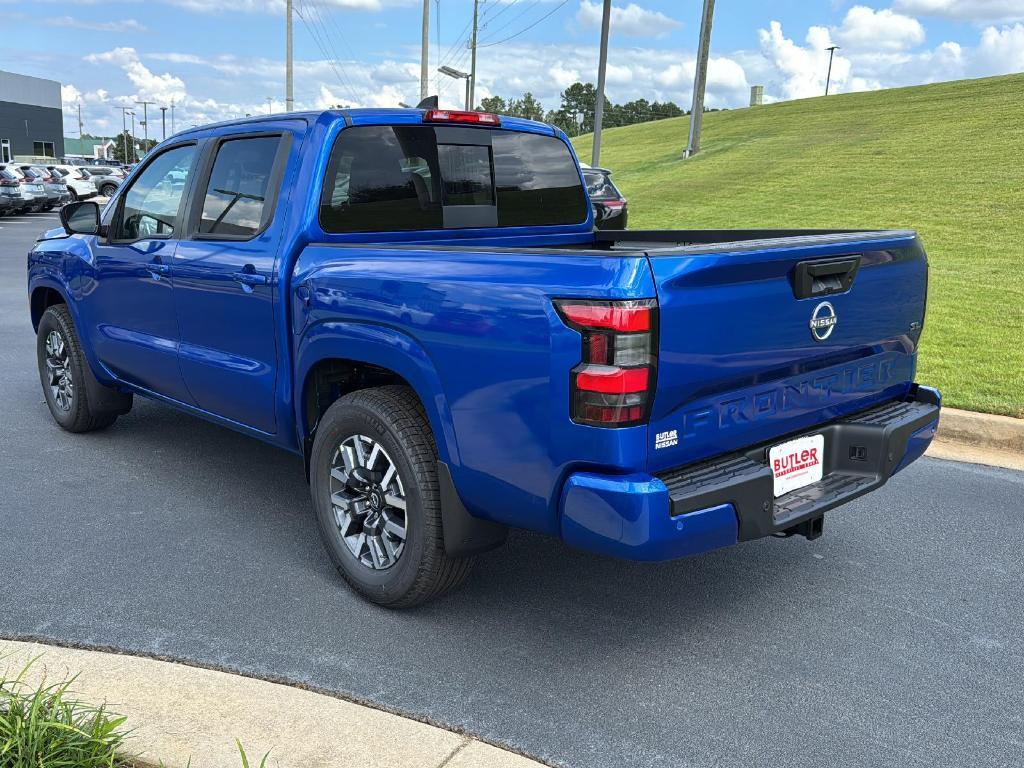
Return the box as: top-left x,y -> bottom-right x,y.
136,100 -> 153,156
591,0 -> 612,167
439,65 -> 472,111
129,111 -> 136,162
825,45 -> 840,96
160,107 -> 167,141
685,0 -> 715,158
420,0 -> 430,101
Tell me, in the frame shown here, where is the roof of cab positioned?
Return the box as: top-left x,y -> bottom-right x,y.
170,107 -> 556,140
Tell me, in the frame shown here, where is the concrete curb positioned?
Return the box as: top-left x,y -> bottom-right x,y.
928,407 -> 1024,471
0,639 -> 545,768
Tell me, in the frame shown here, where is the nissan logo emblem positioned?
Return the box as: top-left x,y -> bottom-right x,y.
809,301 -> 837,341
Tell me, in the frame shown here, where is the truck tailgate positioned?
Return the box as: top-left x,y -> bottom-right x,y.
645,230 -> 927,473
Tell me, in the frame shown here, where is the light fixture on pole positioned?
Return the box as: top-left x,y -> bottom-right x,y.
825,45 -> 840,96
438,65 -> 472,112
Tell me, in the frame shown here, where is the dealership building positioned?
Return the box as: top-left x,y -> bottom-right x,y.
0,70 -> 64,162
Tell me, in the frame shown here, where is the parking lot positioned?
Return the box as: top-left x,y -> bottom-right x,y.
2,215 -> 1023,768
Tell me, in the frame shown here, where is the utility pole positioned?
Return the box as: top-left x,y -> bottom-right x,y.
136,100 -> 154,157
267,97 -> 273,114
685,0 -> 715,158
286,0 -> 294,111
160,106 -> 167,141
420,0 -> 430,101
825,45 -> 840,96
77,103 -> 84,138
591,0 -> 612,167
170,100 -> 176,134
469,0 -> 479,110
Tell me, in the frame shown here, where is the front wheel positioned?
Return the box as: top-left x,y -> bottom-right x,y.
100,184 -> 117,197
310,386 -> 474,608
37,305 -> 126,432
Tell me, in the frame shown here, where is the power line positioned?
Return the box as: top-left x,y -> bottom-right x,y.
294,0 -> 361,105
477,0 -> 569,48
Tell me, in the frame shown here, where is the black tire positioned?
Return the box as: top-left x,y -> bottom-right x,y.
68,189 -> 79,203
310,385 -> 474,608
37,305 -> 125,432
100,184 -> 117,197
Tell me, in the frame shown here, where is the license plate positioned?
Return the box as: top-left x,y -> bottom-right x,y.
769,434 -> 824,497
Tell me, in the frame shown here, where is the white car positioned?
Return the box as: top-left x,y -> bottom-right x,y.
48,165 -> 99,202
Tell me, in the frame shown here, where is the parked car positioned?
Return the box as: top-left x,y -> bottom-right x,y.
583,166 -> 628,229
49,165 -> 99,202
81,167 -> 123,197
16,166 -> 71,210
0,165 -> 46,212
29,108 -> 940,608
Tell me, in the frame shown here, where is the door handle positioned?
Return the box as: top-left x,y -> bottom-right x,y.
232,271 -> 268,286
147,261 -> 171,280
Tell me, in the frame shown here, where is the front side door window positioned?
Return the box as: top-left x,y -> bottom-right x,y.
114,144 -> 195,241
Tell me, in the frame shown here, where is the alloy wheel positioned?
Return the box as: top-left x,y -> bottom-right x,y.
44,330 -> 73,412
329,434 -> 408,570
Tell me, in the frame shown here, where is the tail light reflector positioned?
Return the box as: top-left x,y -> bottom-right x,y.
554,298 -> 658,427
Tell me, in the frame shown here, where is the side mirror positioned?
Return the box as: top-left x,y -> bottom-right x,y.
59,201 -> 102,235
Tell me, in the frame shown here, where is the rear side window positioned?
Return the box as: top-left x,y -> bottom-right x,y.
320,125 -> 586,233
198,136 -> 283,237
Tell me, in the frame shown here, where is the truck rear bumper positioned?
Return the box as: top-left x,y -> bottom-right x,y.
560,385 -> 941,561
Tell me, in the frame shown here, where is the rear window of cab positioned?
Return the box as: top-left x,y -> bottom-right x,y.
319,125 -> 588,233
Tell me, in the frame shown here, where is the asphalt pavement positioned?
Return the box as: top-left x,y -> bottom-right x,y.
2,214 -> 1023,768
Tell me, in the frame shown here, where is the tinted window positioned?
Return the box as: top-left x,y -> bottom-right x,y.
320,126 -> 586,233
114,144 -> 195,240
199,136 -> 282,237
492,132 -> 588,227
320,126 -> 442,233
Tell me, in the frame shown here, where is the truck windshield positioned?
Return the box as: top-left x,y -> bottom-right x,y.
319,125 -> 588,233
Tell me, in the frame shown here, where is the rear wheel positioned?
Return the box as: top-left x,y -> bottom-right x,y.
100,184 -> 117,197
37,305 -> 127,432
310,386 -> 474,608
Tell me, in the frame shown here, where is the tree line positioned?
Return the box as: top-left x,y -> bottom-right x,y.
478,81 -> 705,136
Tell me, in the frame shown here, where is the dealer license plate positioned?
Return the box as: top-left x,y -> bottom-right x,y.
769,434 -> 825,497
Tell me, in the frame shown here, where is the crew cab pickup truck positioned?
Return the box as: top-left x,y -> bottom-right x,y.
28,107 -> 940,607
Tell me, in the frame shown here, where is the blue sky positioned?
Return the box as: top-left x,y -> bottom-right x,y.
2,0 -> 1023,137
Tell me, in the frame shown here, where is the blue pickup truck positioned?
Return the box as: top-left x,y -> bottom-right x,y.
28,107 -> 940,607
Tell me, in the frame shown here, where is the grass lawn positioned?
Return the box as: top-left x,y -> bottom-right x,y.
573,73 -> 1024,417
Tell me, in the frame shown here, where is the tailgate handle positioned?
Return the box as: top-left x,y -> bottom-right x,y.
793,256 -> 861,299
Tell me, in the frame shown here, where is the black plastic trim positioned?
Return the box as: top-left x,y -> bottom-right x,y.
657,389 -> 940,541
438,461 -> 508,556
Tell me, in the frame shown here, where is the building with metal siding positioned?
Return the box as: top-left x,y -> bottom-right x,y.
0,70 -> 64,162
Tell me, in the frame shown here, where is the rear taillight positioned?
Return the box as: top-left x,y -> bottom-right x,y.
0,179 -> 17,187
555,298 -> 658,427
602,200 -> 626,210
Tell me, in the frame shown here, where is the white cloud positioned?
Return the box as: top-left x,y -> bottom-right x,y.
834,6 -> 926,51
46,15 -> 147,32
85,47 -> 187,105
575,0 -> 681,39
974,22 -> 1024,72
758,21 -> 852,100
893,0 -> 1024,22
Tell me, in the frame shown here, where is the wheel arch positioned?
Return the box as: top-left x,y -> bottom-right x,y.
295,321 -> 461,470
30,282 -> 70,332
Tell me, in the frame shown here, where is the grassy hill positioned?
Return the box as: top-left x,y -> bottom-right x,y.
573,74 -> 1024,417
